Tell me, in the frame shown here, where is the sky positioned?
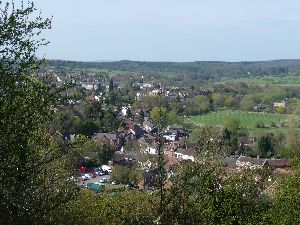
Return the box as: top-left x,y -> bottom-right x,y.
30,0 -> 300,62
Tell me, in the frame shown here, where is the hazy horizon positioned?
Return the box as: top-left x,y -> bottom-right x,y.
46,58 -> 300,63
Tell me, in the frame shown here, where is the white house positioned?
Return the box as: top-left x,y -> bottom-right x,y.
95,95 -> 101,101
142,83 -> 152,88
135,92 -> 141,101
120,107 -> 128,117
161,131 -> 177,141
274,102 -> 286,108
175,148 -> 195,162
149,89 -> 161,95
145,145 -> 157,155
143,118 -> 156,133
82,82 -> 95,90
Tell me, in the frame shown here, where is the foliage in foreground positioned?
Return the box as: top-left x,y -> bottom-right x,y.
48,162 -> 300,225
0,2 -> 77,224
49,190 -> 158,225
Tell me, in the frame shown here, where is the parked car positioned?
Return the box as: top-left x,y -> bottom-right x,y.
68,176 -> 77,182
111,181 -> 120,185
89,173 -> 97,178
96,171 -> 106,176
81,175 -> 87,181
78,166 -> 88,173
84,174 -> 91,180
99,178 -> 108,183
102,165 -> 112,173
80,184 -> 88,189
94,167 -> 102,172
89,183 -> 105,192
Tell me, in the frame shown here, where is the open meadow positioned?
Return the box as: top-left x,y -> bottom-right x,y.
217,75 -> 300,86
186,110 -> 299,136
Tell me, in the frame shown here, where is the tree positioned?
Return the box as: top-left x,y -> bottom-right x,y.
102,109 -> 120,132
162,160 -> 272,225
69,136 -> 114,167
107,90 -> 117,105
97,143 -> 115,165
124,140 -> 147,155
211,93 -> 224,109
240,96 -> 256,111
49,190 -> 158,225
257,135 -> 273,158
132,95 -> 167,112
0,1 -> 51,75
106,79 -> 118,105
166,108 -> 183,125
271,169 -> 300,225
194,95 -> 211,113
84,101 -> 103,120
224,95 -> 235,108
111,165 -> 141,185
76,119 -> 101,138
190,126 -> 228,161
275,105 -> 285,114
150,106 -> 167,126
284,128 -> 300,154
287,99 -> 300,115
256,120 -> 265,128
0,2 -> 76,224
224,116 -> 240,134
109,79 -> 114,91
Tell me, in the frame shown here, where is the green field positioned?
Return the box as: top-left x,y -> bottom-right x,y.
186,110 -> 297,136
217,75 -> 300,86
61,66 -> 141,77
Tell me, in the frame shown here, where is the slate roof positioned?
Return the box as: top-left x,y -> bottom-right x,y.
265,159 -> 292,168
143,120 -> 155,129
143,168 -> 159,179
237,156 -> 266,166
238,136 -> 256,145
176,148 -> 196,156
93,133 -> 117,142
168,124 -> 183,130
224,157 -> 238,168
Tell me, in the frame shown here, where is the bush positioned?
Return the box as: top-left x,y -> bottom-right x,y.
256,120 -> 265,128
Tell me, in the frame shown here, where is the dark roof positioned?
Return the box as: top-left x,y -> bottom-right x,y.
168,124 -> 183,130
143,168 -> 159,179
266,159 -> 292,168
224,157 -> 238,168
132,124 -> 144,133
238,136 -> 256,144
93,133 -> 117,142
162,130 -> 177,135
85,96 -> 95,101
179,159 -> 194,164
237,156 -> 266,166
143,120 -> 155,128
117,127 -> 126,132
176,148 -> 185,154
176,148 -> 195,156
144,134 -> 156,140
123,118 -> 133,125
133,123 -> 142,129
112,152 -> 125,161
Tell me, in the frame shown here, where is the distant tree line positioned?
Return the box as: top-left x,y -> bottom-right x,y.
46,59 -> 300,79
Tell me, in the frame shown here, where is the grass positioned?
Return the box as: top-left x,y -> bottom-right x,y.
217,75 -> 300,86
186,110 -> 297,136
64,67 -> 132,75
